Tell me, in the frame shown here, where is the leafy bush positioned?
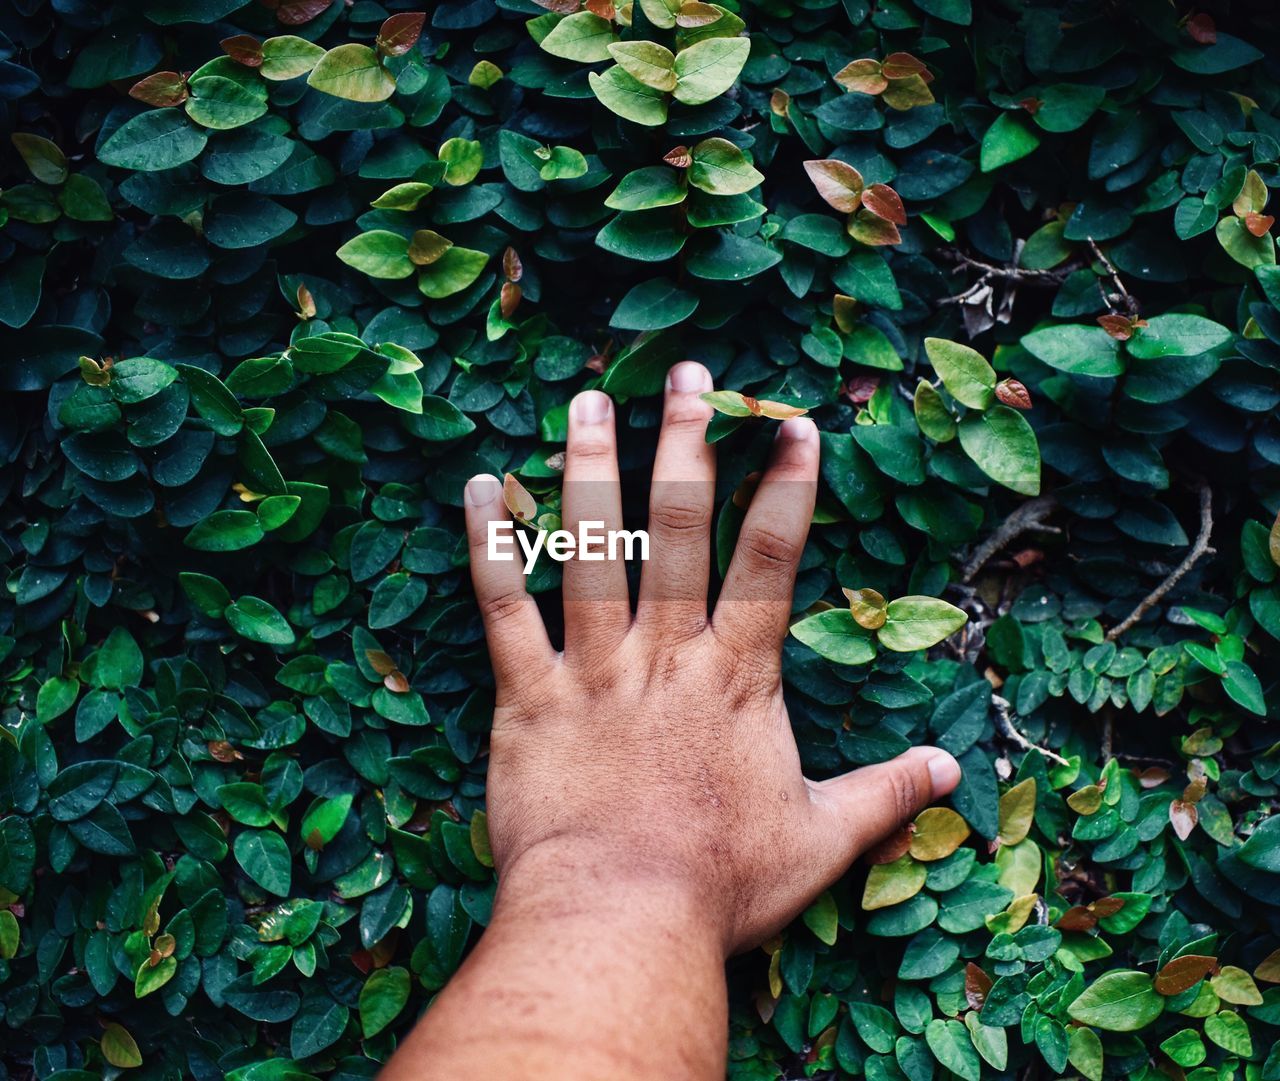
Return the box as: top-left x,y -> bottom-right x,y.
2,0 -> 1279,1078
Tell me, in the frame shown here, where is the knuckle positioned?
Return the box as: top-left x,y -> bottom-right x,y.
568,437 -> 614,466
664,398 -> 712,428
651,500 -> 711,536
479,587 -> 529,625
888,768 -> 921,822
741,525 -> 800,568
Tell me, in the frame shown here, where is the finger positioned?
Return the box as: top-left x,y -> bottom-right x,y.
711,417 -> 818,659
464,474 -> 556,685
562,390 -> 631,660
807,747 -> 962,866
636,361 -> 716,636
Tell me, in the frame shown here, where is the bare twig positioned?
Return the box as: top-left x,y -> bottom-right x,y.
1087,237 -> 1139,318
1106,484 -> 1215,641
992,694 -> 1072,767
944,250 -> 1081,282
962,496 -> 1059,582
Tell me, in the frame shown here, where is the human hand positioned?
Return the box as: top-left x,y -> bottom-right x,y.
462,360 -> 961,955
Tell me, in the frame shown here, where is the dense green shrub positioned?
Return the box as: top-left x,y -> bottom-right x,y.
2,0 -> 1280,1077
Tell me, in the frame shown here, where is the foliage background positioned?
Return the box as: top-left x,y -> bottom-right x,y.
2,0 -> 1280,1078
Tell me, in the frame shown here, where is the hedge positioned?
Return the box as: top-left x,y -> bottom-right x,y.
1,0 -> 1279,1079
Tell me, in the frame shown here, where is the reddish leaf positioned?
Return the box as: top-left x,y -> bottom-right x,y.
503,247 -> 523,282
1098,313 -> 1136,340
584,0 -> 615,16
1170,798 -> 1198,840
1182,777 -> 1207,804
1256,947 -> 1280,983
274,0 -> 332,25
862,183 -> 906,225
221,35 -> 263,67
296,283 -> 316,319
378,12 -> 426,56
675,1 -> 721,27
664,145 -> 692,169
1246,212 -> 1274,238
208,740 -> 241,762
365,649 -> 397,676
833,58 -> 887,96
847,210 -> 901,247
503,473 -> 536,522
842,374 -> 880,405
864,825 -> 913,865
965,963 -> 993,1010
1089,896 -> 1125,918
128,71 -> 189,108
531,0 -> 581,10
1185,13 -> 1217,44
1019,97 -> 1043,115
770,89 -> 791,116
585,354 -> 606,374
880,52 -> 928,80
803,159 -> 864,213
995,378 -> 1032,410
383,671 -> 409,693
1056,905 -> 1098,931
1011,548 -> 1043,568
500,282 -> 522,319
1138,766 -> 1170,788
1154,954 -> 1217,996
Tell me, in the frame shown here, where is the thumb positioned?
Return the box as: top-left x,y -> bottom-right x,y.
808,746 -> 962,865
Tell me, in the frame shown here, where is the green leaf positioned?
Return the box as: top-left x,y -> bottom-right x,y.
95,627 -> 143,690
925,1018 -> 981,1081
923,337 -> 995,409
233,829 -> 292,896
369,572 -> 428,627
958,406 -> 1042,496
1204,1011 -> 1252,1056
360,966 -> 411,1038
306,43 -> 396,102
1217,216 -> 1275,269
1222,660 -> 1266,715
611,278 -> 698,330
1067,971 -> 1165,1032
184,75 -> 268,130
260,35 -> 326,80
1021,323 -> 1124,376
418,246 -> 489,299
300,793 -> 353,848
226,596 -> 295,646
540,12 -> 616,62
863,855 -> 927,909
134,955 -> 177,998
1126,313 -> 1233,358
688,138 -> 763,196
605,166 -> 686,211
290,993 -> 349,1058
802,891 -> 839,945
980,113 -> 1040,172
99,110 -> 208,171
185,510 -> 264,552
1067,1026 -> 1104,1081
790,609 -> 877,666
337,230 -> 414,279
672,36 -> 749,106
608,41 -> 676,90
438,137 -> 484,185
109,357 -> 178,403
878,596 -> 968,652
589,66 -> 668,126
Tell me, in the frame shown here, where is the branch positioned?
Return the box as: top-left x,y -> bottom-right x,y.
992,694 -> 1072,768
944,250 -> 1081,281
1087,237 -> 1139,318
962,496 -> 1059,582
1105,484 -> 1215,641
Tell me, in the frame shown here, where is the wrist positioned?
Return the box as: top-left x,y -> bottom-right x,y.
495,836 -> 730,957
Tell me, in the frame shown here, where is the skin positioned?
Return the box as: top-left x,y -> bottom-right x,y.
383,360 -> 961,1081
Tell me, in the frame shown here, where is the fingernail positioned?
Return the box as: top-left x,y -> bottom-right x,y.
927,751 -> 962,797
571,390 -> 611,425
465,474 -> 501,507
776,417 -> 817,442
667,361 -> 711,393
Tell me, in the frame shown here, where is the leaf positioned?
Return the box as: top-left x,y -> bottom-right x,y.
260,35 -> 326,80
997,778 -> 1036,846
877,596 -> 967,652
909,807 -> 970,861
99,110 -> 208,171
672,36 -> 749,105
360,966 -> 411,1037
862,855 -> 927,910
980,113 -> 1040,172
1223,660 -> 1266,715
607,41 -> 676,90
541,11 -> 616,62
589,66 -> 669,126
1021,323 -> 1124,376
913,380 -> 956,441
418,247 -> 489,299
233,829 -> 292,896
337,230 -> 414,279
503,473 -> 537,521
925,1018 -> 981,1081
12,133 -> 68,184
790,608 -> 877,665
226,596 -> 296,646
923,338 -> 996,409
843,586 -> 887,630
306,43 -> 396,102
958,406 -> 1042,496
1067,971 -> 1165,1031
1204,1011 -> 1252,1056
605,166 -> 686,210
377,12 -> 425,57
804,159 -> 864,213
109,357 -> 178,403
300,793 -> 353,849
101,1022 -> 143,1068
688,138 -> 763,195
1067,1026 -> 1104,1081
1127,313 -> 1232,358
611,278 -> 698,330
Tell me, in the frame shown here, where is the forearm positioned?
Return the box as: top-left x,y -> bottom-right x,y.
383,843 -> 729,1081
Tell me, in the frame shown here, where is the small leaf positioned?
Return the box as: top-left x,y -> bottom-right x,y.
503,473 -> 537,522
862,854 -> 927,910
877,596 -> 967,652
307,43 -> 396,102
1067,971 -> 1165,1032
909,807 -> 970,861
672,36 -> 749,106
377,12 -> 425,57
923,337 -> 996,410
608,41 -> 676,91
803,159 -> 864,213
997,778 -> 1036,845
842,586 -> 887,630
540,11 -> 616,62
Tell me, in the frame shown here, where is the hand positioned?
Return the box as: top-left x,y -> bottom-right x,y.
461,360 -> 961,954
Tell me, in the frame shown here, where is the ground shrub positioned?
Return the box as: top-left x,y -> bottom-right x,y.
1,0 -> 1279,1078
